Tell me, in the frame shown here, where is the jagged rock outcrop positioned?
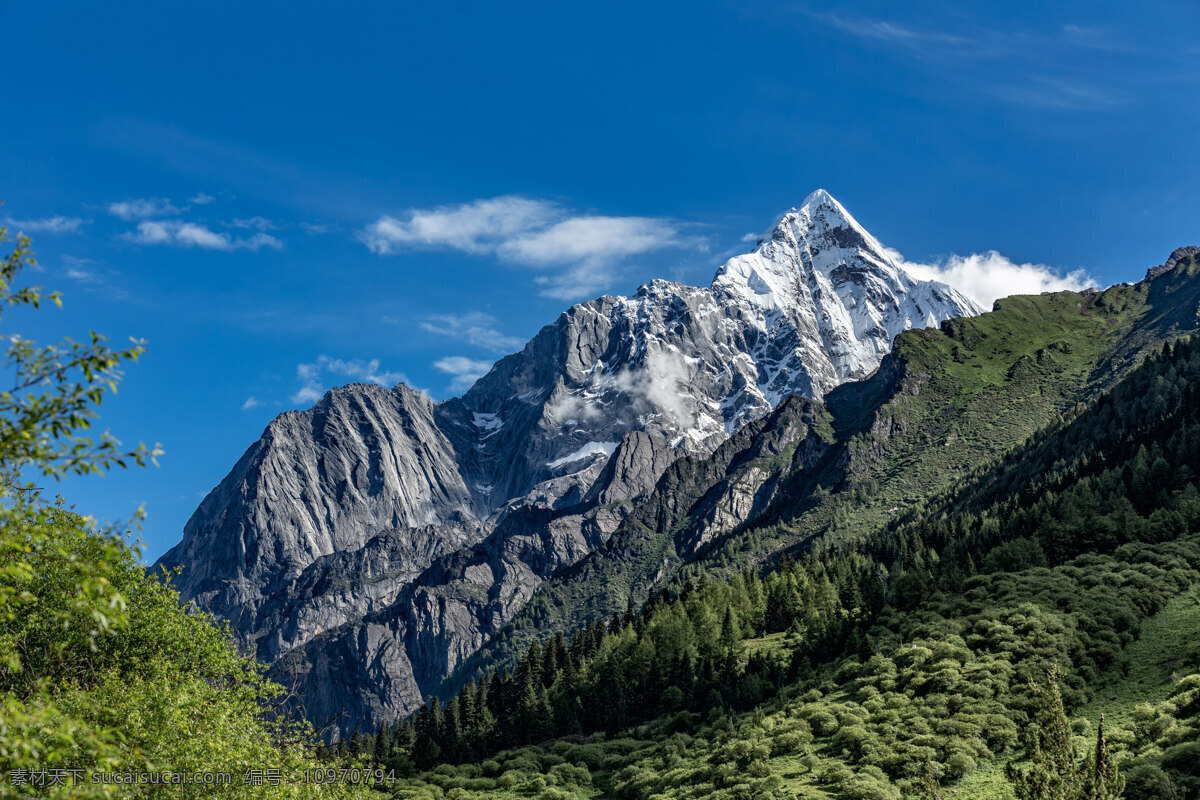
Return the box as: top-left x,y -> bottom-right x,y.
1147,246 -> 1200,279
158,384 -> 478,635
156,189 -> 978,738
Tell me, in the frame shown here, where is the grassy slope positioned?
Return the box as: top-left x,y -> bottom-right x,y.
941,585 -> 1200,800
756,262 -> 1200,559
1080,585 -> 1200,729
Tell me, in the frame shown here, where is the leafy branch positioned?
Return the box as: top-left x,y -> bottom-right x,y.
0,223 -> 162,481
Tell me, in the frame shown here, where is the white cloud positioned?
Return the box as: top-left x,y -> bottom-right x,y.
241,396 -> 263,410
359,196 -> 694,299
886,247 -> 1094,309
608,349 -> 696,430
108,197 -> 181,220
189,192 -> 216,205
64,257 -> 103,284
545,390 -> 604,424
361,196 -> 557,255
60,258 -> 130,302
534,264 -> 618,301
66,267 -> 101,283
433,356 -> 495,393
125,220 -> 282,252
292,385 -> 323,404
3,216 -> 86,234
230,216 -> 278,231
300,222 -> 336,235
291,355 -> 407,405
496,215 -> 683,265
417,312 -> 524,352
544,348 -> 697,429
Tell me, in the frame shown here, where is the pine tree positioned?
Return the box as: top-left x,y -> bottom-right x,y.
1006,674 -> 1079,800
459,678 -> 477,741
1078,715 -> 1124,800
373,723 -> 392,763
718,605 -> 741,683
445,695 -> 463,761
427,696 -> 445,745
916,759 -> 943,800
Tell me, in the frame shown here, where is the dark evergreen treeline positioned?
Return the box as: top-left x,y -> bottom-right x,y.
343,553 -> 879,770
344,337 -> 1200,782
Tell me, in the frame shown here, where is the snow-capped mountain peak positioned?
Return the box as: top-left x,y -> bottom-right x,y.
718,189 -> 906,299
710,190 -> 978,383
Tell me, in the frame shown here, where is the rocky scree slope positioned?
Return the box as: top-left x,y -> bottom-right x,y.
155,190 -> 977,738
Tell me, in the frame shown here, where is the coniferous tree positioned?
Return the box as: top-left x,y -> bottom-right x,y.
1079,715 -> 1124,800
373,723 -> 391,762
1006,674 -> 1079,800
916,758 -> 944,800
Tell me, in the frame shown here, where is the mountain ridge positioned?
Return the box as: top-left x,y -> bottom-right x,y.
447,251 -> 1200,692
155,190 -> 979,738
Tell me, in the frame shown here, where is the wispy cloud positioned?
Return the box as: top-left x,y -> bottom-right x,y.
95,119 -> 393,221
3,216 -> 87,234
416,312 -> 524,352
63,255 -> 98,281
811,13 -> 1163,112
108,197 -> 181,220
229,216 -> 278,231
819,14 -> 976,61
886,247 -> 1094,309
291,355 -> 407,404
66,267 -> 101,283
241,396 -> 263,410
124,220 -> 282,251
60,257 -> 131,302
189,192 -> 216,205
433,356 -> 494,393
992,76 -> 1125,111
300,222 -> 336,235
359,195 -> 697,300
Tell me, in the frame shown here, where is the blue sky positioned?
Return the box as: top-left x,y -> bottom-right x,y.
2,1 -> 1197,561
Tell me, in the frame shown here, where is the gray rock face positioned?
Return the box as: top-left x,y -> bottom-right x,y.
157,383 -> 478,635
270,429 -> 678,737
1166,246 -> 1200,271
156,190 -> 978,739
1146,246 -> 1199,279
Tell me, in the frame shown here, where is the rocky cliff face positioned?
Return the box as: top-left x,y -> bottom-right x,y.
155,189 -> 978,738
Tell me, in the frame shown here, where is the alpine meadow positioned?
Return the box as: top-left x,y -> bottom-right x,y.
2,3 -> 1198,799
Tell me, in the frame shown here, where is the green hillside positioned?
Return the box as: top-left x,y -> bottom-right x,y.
458,255 -> 1200,687
362,308 -> 1200,800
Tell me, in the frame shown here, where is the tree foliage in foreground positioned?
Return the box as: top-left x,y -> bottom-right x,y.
0,220 -> 373,798
0,224 -> 161,481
